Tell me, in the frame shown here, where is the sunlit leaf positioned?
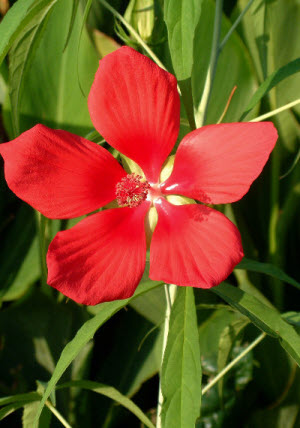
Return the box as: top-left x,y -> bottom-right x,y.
164,0 -> 203,80
236,258 -> 300,291
161,287 -> 202,427
240,58 -> 300,120
213,283 -> 300,366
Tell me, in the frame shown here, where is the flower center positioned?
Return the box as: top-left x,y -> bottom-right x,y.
116,173 -> 150,208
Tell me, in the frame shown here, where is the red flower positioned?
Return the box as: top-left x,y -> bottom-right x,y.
0,47 -> 277,305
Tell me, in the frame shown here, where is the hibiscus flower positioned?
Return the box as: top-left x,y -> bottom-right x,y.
0,47 -> 277,305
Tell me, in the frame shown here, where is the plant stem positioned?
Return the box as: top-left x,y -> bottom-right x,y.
156,284 -> 176,428
45,400 -> 72,428
202,332 -> 266,395
250,98 -> 300,122
36,211 -> 49,290
219,0 -> 255,52
195,0 -> 223,127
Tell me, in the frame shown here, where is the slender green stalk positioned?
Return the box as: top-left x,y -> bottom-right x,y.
157,284 -> 177,428
202,332 -> 266,395
45,400 -> 72,428
219,0 -> 255,52
36,211 -> 48,289
250,98 -> 300,122
99,0 -> 166,71
195,0 -> 223,127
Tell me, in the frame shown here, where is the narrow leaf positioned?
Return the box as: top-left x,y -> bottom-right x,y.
213,283 -> 300,366
236,258 -> 300,291
164,0 -> 203,80
161,287 -> 202,427
58,380 -> 155,428
0,392 -> 40,407
217,318 -> 249,399
0,401 -> 39,421
241,57 -> 300,119
33,281 -> 161,427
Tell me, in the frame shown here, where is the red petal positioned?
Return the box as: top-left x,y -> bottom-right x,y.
0,125 -> 126,218
150,199 -> 244,288
88,47 -> 180,183
161,122 -> 277,204
47,202 -> 150,305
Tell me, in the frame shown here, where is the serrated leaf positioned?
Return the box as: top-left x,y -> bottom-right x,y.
240,58 -> 300,120
164,0 -> 203,80
161,287 -> 202,427
213,283 -> 300,366
33,281 -> 160,427
236,258 -> 300,291
57,380 -> 155,428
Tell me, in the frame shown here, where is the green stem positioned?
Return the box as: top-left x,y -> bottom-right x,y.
250,98 -> 300,122
45,400 -> 72,428
36,211 -> 49,290
269,143 -> 283,309
157,284 -> 176,428
195,0 -> 223,127
219,0 -> 255,52
202,332 -> 266,395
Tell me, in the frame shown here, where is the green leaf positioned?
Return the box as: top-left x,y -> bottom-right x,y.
22,384 -> 51,428
0,205 -> 36,301
161,287 -> 202,427
7,0 -> 99,137
236,0 -> 300,150
1,237 -> 40,301
217,318 -> 249,399
57,380 -> 155,428
8,0 -> 57,136
0,0 -> 57,67
213,283 -> 300,366
164,0 -> 203,80
0,401 -> 37,421
199,309 -> 237,374
236,258 -> 300,291
33,281 -> 160,427
193,0 -> 258,124
0,392 -> 40,407
240,58 -> 300,120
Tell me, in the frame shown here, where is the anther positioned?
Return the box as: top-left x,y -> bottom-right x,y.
116,173 -> 150,208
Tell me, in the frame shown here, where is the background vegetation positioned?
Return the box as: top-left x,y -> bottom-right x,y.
0,0 -> 299,427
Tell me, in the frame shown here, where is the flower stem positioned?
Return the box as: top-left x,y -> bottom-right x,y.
156,284 -> 176,428
202,332 -> 266,395
45,400 -> 72,428
36,211 -> 49,290
195,0 -> 223,127
250,98 -> 300,122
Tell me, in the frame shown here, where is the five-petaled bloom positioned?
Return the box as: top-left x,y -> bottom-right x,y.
0,47 -> 278,305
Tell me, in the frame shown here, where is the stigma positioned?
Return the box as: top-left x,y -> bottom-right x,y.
116,173 -> 150,208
